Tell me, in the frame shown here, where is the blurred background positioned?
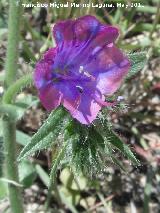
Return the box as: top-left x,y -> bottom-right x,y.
0,0 -> 160,212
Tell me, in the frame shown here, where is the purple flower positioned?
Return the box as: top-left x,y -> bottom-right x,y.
34,15 -> 130,125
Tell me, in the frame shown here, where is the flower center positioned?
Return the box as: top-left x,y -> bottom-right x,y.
52,66 -> 95,83
79,66 -> 95,81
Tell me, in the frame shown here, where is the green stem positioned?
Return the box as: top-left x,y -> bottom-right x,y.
2,1 -> 24,212
0,104 -> 19,120
45,141 -> 68,210
3,73 -> 33,104
3,118 -> 24,213
5,1 -> 21,88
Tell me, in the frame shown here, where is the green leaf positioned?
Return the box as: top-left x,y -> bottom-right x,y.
59,185 -> 81,207
59,188 -> 79,213
18,160 -> 37,188
0,95 -> 38,121
105,144 -> 126,172
35,165 -> 49,187
12,95 -> 39,120
18,132 -> 55,161
60,167 -> 87,191
104,128 -> 139,166
15,94 -> 38,109
126,52 -> 147,79
111,156 -> 126,172
18,107 -> 69,161
94,119 -> 139,167
16,130 -> 31,146
28,107 -> 67,146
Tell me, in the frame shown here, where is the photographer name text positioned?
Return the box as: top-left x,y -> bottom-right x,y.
22,2 -> 144,9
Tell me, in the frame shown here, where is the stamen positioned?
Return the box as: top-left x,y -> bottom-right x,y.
79,66 -> 84,73
83,71 -> 95,81
79,65 -> 95,81
76,85 -> 83,93
92,95 -> 116,107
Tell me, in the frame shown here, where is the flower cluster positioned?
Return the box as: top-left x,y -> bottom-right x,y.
34,15 -> 130,124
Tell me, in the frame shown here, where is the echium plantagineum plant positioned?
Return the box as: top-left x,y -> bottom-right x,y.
1,1 -> 147,213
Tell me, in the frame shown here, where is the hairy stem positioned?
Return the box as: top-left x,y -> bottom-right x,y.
5,1 -> 21,88
3,117 -> 24,213
0,104 -> 19,119
3,73 -> 33,104
2,0 -> 24,212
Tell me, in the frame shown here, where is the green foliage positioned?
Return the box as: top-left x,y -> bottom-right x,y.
126,52 -> 147,79
64,120 -> 139,177
16,130 -> 31,146
59,167 -> 87,208
0,95 -> 38,121
18,105 -> 139,178
98,122 -> 139,166
18,160 -> 37,188
18,107 -> 69,161
35,165 -> 50,187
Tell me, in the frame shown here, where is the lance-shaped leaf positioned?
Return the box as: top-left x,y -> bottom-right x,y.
31,107 -> 67,143
18,132 -> 55,161
106,135 -> 139,165
126,52 -> 147,79
18,107 -> 68,161
111,155 -> 126,172
100,125 -> 139,166
106,145 -> 126,172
